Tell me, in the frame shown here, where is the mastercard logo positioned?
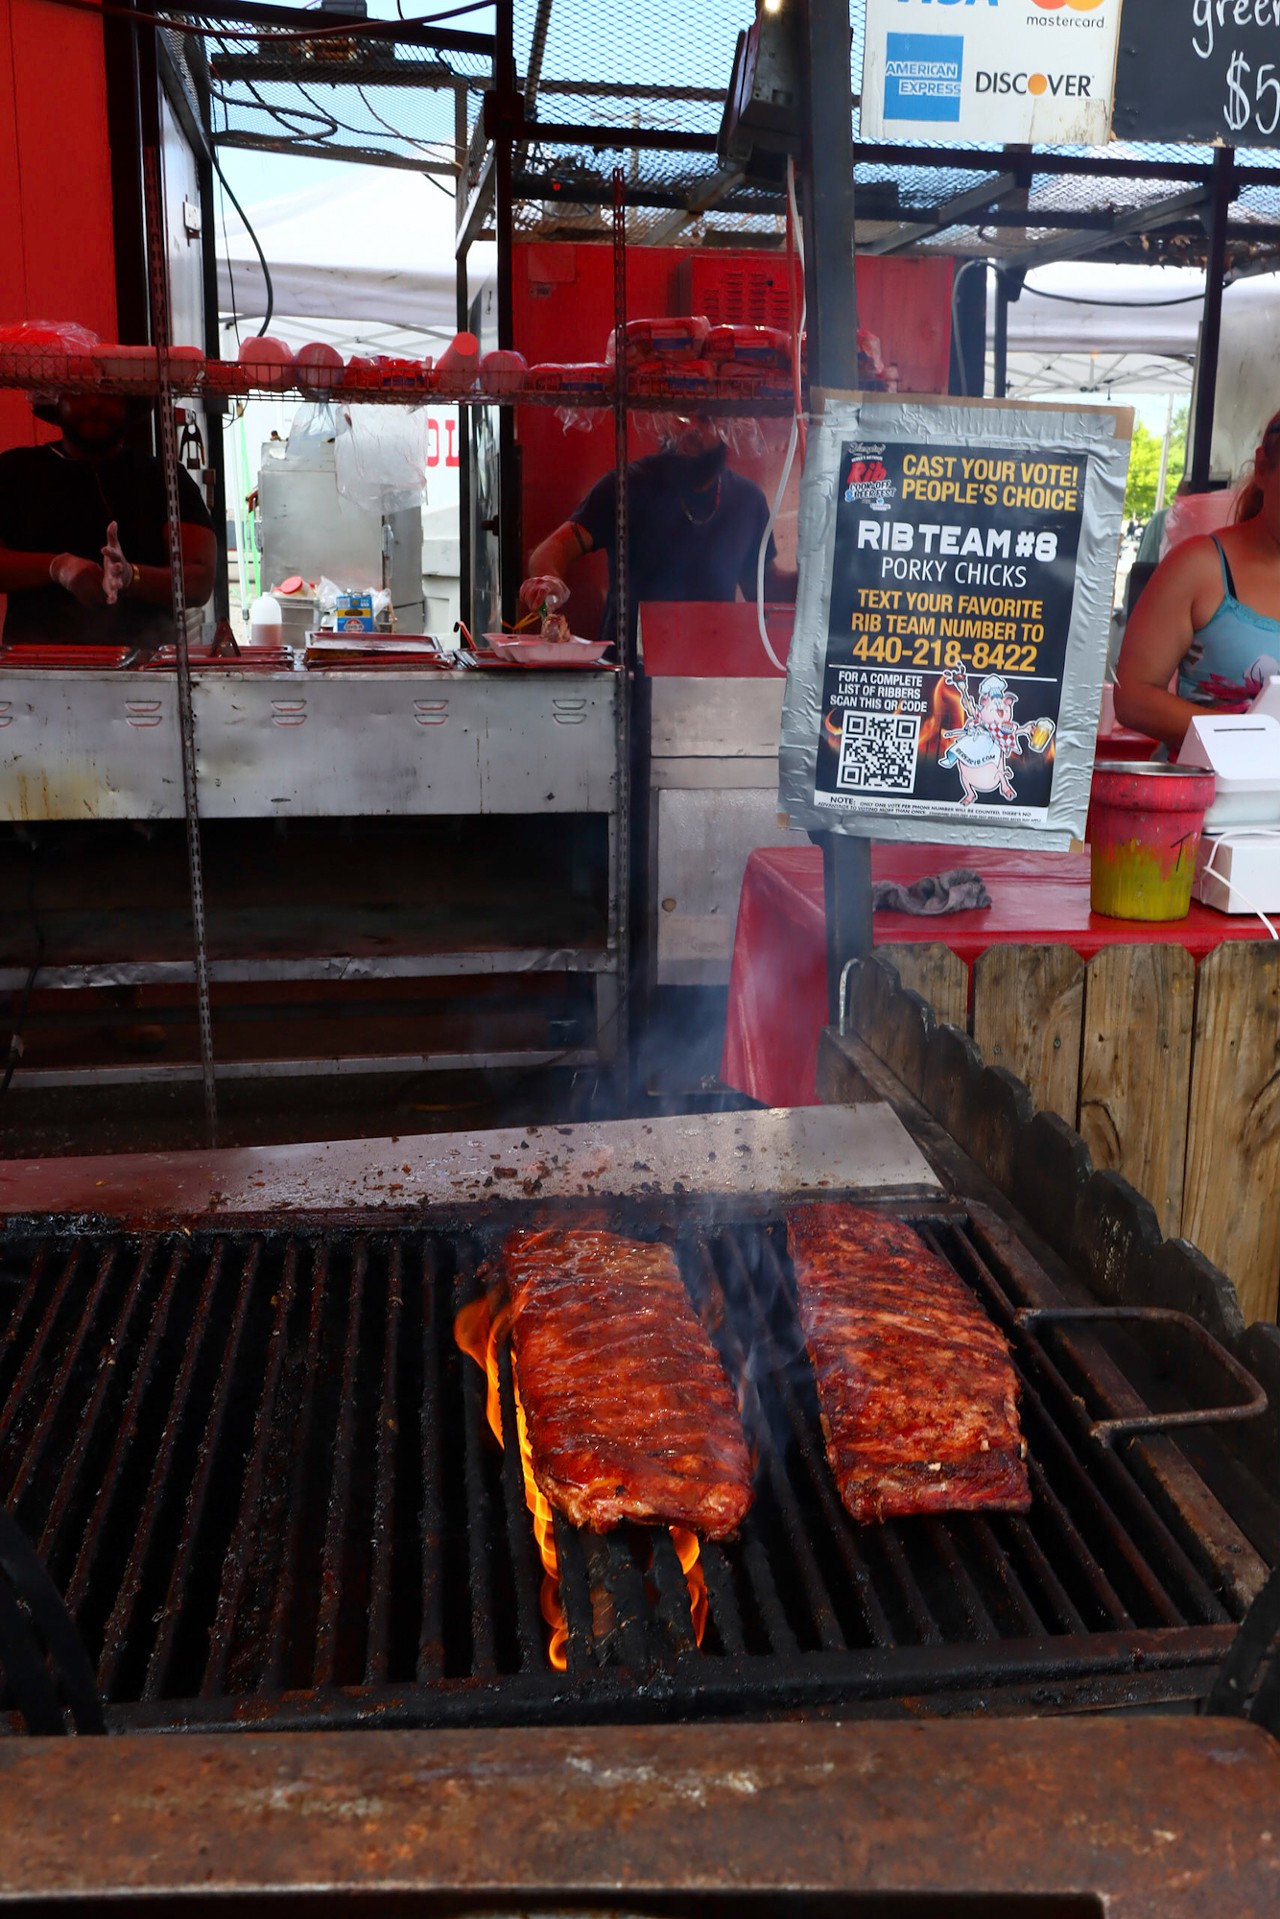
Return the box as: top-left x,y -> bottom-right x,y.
1031,0 -> 1105,10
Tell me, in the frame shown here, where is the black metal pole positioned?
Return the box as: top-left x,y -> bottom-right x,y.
993,271 -> 1010,402
797,0 -> 871,1020
493,0 -> 521,626
949,261 -> 987,399
1189,147 -> 1234,492
102,0 -> 150,349
454,86 -> 473,643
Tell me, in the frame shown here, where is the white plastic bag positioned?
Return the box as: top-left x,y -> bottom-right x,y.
333,404 -> 431,514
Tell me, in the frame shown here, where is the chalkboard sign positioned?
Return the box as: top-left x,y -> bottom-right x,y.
1113,0 -> 1280,144
778,397 -> 1132,853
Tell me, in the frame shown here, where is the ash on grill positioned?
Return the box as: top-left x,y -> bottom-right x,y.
0,1202 -> 1266,1732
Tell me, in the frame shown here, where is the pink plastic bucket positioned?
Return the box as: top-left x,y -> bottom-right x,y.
1089,761 -> 1216,921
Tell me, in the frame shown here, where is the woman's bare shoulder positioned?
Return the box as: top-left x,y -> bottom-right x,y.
1153,532 -> 1227,589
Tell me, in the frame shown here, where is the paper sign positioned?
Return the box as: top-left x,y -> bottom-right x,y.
861,0 -> 1123,146
778,396 -> 1132,851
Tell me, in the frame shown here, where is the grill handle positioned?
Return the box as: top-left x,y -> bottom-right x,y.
1014,1306 -> 1268,1448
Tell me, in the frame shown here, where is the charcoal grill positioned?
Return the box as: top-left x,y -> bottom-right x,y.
0,1174 -> 1269,1731
0,1107 -> 1278,1915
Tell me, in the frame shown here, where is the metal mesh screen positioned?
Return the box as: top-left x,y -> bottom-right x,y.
173,2 -> 1280,261
194,10 -> 491,174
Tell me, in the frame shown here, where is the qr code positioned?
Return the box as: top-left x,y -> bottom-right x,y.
836,711 -> 920,793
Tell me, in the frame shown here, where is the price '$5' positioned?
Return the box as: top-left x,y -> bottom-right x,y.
1225,52 -> 1280,138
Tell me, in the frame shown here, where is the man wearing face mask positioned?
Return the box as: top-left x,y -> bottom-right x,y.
0,390 -> 216,649
519,413 -> 792,649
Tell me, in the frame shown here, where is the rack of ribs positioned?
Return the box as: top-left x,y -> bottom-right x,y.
787,1203 -> 1031,1524
503,1227 -> 755,1537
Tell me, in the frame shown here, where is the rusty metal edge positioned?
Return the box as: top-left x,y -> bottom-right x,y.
0,1719 -> 1276,1911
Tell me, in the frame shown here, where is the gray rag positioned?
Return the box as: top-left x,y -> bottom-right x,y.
872,868 -> 991,915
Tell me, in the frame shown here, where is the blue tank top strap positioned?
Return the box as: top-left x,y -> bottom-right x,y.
1180,536 -> 1280,709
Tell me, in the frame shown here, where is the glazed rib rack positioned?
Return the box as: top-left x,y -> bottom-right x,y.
0,1199 -> 1269,1731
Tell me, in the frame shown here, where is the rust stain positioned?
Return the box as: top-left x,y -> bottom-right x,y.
9,765 -> 104,822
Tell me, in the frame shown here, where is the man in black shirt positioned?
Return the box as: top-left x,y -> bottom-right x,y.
521,414 -> 793,647
0,392 -> 216,648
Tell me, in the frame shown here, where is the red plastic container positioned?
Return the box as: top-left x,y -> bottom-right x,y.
1089,761 -> 1216,921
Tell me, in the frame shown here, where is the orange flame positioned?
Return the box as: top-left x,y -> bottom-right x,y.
455,1291 -> 707,1665
670,1525 -> 708,1642
455,1291 -> 568,1670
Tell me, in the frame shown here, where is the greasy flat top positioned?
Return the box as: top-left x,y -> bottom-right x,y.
0,1103 -> 940,1225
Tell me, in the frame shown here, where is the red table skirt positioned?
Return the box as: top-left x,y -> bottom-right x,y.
721,843 -> 1267,1111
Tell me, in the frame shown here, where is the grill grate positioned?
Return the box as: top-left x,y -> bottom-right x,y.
0,1205 -> 1261,1732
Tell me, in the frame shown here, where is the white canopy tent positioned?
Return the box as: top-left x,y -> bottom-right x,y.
216,171 -> 1280,414
991,262 -> 1280,405
214,167 -> 495,630
214,173 -> 1280,568
216,166 -> 497,356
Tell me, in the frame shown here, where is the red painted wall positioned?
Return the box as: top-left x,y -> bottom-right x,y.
0,0 -> 118,455
513,242 -> 953,643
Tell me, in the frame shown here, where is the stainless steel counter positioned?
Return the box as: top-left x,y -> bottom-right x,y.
0,666 -> 617,821
0,664 -> 623,1083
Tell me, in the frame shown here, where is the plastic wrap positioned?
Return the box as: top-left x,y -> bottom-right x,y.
605,316 -> 710,364
0,320 -> 101,389
479,349 -> 528,395
333,404 -> 431,513
238,335 -> 294,390
434,331 -> 479,394
316,575 -> 392,627
295,341 -> 345,393
705,324 -> 791,369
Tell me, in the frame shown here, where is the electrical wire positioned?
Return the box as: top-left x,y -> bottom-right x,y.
217,149 -> 241,349
211,143 -> 274,337
296,74 -> 453,157
1199,829 -> 1280,940
1019,276 -> 1220,310
212,79 -> 340,142
41,0 -> 493,42
354,83 -> 458,163
212,46 -> 458,166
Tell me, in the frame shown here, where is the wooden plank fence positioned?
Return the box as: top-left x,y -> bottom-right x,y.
857,940 -> 1280,1326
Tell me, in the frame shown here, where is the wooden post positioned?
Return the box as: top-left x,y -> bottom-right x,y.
972,946 -> 1084,1127
1183,943 -> 1280,1326
1078,945 -> 1194,1241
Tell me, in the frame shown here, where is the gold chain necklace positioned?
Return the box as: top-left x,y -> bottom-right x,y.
678,476 -> 722,525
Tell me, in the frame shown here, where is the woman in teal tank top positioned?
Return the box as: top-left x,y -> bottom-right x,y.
1116,410 -> 1280,752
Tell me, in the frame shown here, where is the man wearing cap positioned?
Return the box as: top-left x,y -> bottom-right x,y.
519,413 -> 793,650
0,391 -> 216,649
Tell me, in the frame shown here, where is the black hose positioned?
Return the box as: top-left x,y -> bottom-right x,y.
211,144 -> 275,338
